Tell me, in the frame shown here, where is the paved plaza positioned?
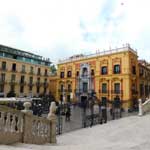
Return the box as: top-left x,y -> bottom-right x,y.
56,105 -> 137,134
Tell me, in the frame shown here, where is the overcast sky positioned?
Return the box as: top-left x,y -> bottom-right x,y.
0,0 -> 150,64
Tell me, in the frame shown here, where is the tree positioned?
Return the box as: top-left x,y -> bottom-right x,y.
50,64 -> 57,74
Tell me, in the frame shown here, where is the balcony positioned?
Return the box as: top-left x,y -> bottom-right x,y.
0,80 -> 5,84
20,81 -> 26,85
11,69 -> 17,73
43,82 -> 49,87
75,89 -> 89,95
111,90 -> 123,95
58,89 -> 67,93
36,82 -> 42,87
99,90 -> 109,94
0,68 -> 7,71
20,70 -> 26,74
44,73 -> 48,77
29,71 -> 34,75
28,82 -> 34,86
132,90 -> 138,95
9,81 -> 17,85
37,72 -> 41,76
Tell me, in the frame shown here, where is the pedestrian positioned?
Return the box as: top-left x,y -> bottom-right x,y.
100,98 -> 107,124
65,106 -> 71,121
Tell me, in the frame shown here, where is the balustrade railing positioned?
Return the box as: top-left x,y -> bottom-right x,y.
0,101 -> 56,145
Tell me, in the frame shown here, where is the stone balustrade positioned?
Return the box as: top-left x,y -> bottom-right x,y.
0,106 -> 23,144
138,98 -> 150,116
0,101 -> 56,145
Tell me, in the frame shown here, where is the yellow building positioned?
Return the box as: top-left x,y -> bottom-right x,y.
138,60 -> 150,100
0,44 -> 51,97
56,44 -> 150,109
49,75 -> 58,100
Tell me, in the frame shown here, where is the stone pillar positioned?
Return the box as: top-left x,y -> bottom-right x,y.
21,102 -> 33,115
21,102 -> 33,143
47,102 -> 57,143
138,99 -> 143,116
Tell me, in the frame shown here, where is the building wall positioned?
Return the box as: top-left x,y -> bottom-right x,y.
56,47 -> 150,109
49,76 -> 57,100
0,57 -> 50,97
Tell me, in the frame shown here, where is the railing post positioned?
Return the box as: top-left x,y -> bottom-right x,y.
138,99 -> 143,116
21,102 -> 33,143
47,102 -> 57,144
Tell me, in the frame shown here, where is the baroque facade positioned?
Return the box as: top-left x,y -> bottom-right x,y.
56,44 -> 150,109
0,45 -> 51,97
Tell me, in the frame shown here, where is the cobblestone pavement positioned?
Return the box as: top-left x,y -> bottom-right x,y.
56,105 -> 138,134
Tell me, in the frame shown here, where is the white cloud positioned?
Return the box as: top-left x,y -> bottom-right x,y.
0,0 -> 149,63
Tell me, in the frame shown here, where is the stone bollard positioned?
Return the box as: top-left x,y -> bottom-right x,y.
138,99 -> 143,116
21,102 -> 33,115
47,102 -> 57,144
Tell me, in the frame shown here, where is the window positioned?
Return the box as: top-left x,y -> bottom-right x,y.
29,76 -> 33,84
30,66 -> 34,74
139,68 -> 144,76
22,65 -> 26,73
44,87 -> 47,93
37,86 -> 40,93
20,86 -> 24,93
76,71 -> 79,77
82,68 -> 88,77
67,71 -> 72,77
45,69 -> 48,76
91,69 -> 94,76
37,77 -> 40,84
67,95 -> 71,102
20,75 -> 25,83
11,74 -> 16,82
114,83 -> 120,94
68,84 -> 72,92
2,61 -> 6,70
60,72 -> 64,78
0,84 -> 4,92
11,85 -> 15,92
83,82 -> 88,92
140,84 -> 144,96
37,68 -> 41,75
29,86 -> 32,91
12,63 -> 16,71
60,84 -> 64,92
132,66 -> 136,74
145,85 -> 148,97
101,66 -> 107,75
114,65 -> 120,74
44,78 -> 47,83
102,83 -> 107,93
1,73 -> 5,82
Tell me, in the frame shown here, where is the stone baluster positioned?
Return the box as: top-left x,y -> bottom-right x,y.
37,121 -> 41,136
11,115 -> 16,132
47,102 -> 57,143
17,115 -> 22,133
32,120 -> 36,136
44,124 -> 48,137
0,112 -> 5,131
5,113 -> 11,132
138,99 -> 143,116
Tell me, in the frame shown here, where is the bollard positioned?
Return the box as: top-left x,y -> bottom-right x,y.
138,99 -> 143,116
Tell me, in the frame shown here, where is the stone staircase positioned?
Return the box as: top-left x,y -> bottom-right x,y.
1,114 -> 150,150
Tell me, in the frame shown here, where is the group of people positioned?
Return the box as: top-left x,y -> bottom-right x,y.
88,95 -> 122,126
55,103 -> 71,121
